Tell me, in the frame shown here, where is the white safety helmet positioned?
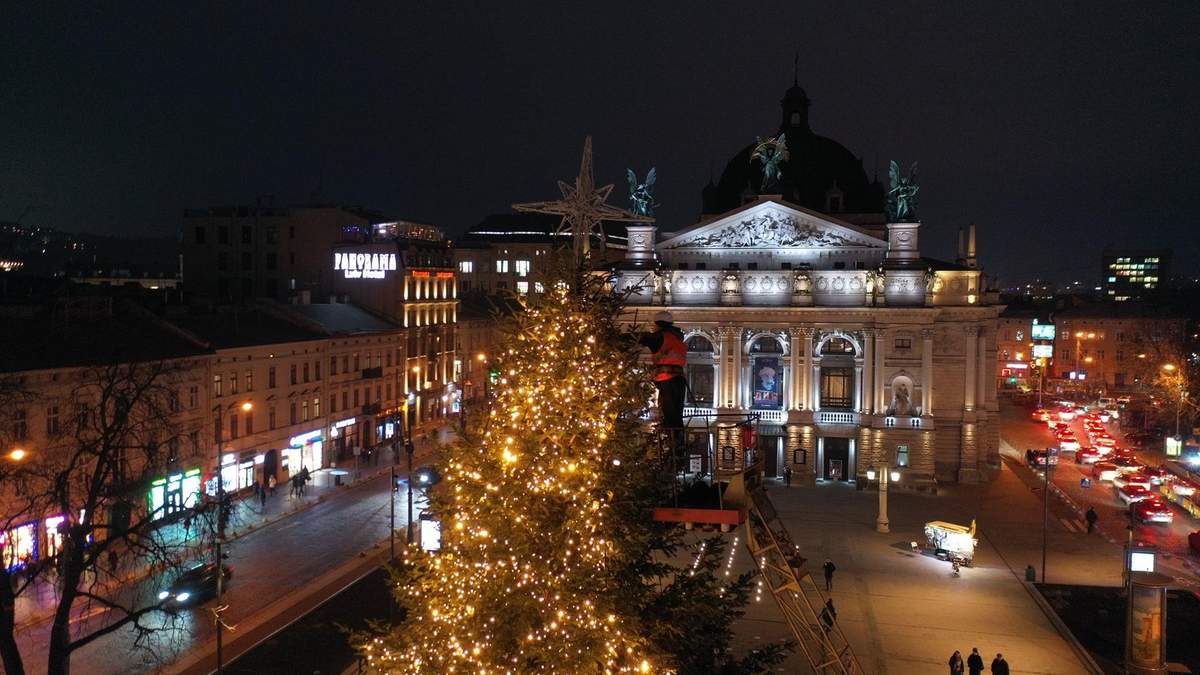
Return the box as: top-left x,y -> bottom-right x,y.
653,311 -> 674,324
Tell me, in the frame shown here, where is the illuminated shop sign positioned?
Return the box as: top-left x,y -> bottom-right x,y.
1006,362 -> 1029,370
1031,320 -> 1055,340
1032,345 -> 1054,358
334,251 -> 397,279
333,417 -> 356,429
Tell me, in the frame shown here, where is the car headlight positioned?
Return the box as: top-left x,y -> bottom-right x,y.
158,590 -> 170,601
175,592 -> 191,602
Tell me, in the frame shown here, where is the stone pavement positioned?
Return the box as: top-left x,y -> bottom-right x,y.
719,459 -> 1100,674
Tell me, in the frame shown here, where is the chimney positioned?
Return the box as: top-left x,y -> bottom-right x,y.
956,227 -> 966,265
966,223 -> 977,269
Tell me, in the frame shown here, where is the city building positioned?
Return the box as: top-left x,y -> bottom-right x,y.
180,204 -> 382,302
1051,305 -> 1189,391
1102,248 -> 1170,302
0,295 -> 212,570
994,309 -> 1050,394
612,83 -> 1001,489
453,213 -> 626,298
329,226 -> 459,428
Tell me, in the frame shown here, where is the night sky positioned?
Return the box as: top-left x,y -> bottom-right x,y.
4,3 -> 1199,284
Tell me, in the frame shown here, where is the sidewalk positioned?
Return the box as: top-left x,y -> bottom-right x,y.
12,431 -> 448,633
721,464 -> 1098,674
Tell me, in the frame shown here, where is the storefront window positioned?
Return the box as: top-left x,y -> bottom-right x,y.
44,515 -> 66,559
1,522 -> 38,571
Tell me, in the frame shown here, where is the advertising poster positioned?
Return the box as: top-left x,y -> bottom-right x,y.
752,357 -> 782,410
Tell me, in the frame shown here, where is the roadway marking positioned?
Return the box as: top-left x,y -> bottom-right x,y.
1058,517 -> 1081,533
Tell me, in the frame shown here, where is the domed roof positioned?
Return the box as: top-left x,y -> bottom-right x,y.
702,85 -> 884,218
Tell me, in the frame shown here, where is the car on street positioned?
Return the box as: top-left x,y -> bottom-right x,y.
1132,498 -> 1175,524
1093,462 -> 1119,482
1111,456 -> 1143,474
1027,449 -> 1058,468
1076,447 -> 1101,464
1126,430 -> 1164,448
1095,434 -> 1118,448
1112,471 -> 1152,490
1140,465 -> 1171,485
1118,484 -> 1155,504
158,561 -> 233,608
1032,408 -> 1051,422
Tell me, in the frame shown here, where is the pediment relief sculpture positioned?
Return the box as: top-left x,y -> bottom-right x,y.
666,211 -> 866,249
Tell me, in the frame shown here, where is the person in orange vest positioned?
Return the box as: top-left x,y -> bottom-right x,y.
639,311 -> 688,448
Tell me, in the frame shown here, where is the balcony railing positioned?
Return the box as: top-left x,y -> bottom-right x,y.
756,409 -> 786,424
817,411 -> 858,425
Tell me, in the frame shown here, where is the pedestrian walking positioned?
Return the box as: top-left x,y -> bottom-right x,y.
948,650 -> 964,675
259,484 -> 268,508
268,475 -> 277,497
783,465 -> 792,486
967,648 -> 984,675
819,598 -> 836,632
290,475 -> 299,497
989,653 -> 1009,675
1085,506 -> 1098,534
822,558 -> 836,591
300,467 -> 310,495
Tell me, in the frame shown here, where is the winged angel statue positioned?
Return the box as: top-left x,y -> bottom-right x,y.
887,160 -> 920,222
626,168 -> 658,217
751,133 -> 789,191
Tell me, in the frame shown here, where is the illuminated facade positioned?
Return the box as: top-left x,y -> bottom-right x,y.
616,196 -> 1001,488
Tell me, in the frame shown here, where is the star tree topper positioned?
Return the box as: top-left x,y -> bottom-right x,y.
513,135 -> 652,261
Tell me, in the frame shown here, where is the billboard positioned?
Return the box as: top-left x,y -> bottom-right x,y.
1032,344 -> 1054,358
751,357 -> 782,410
333,251 -> 397,279
1031,321 -> 1056,340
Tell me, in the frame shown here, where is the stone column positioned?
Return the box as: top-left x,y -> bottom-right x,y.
788,327 -> 803,411
863,331 -> 874,414
921,328 -> 935,416
873,329 -> 886,412
854,365 -> 864,411
801,327 -> 815,410
811,331 -> 821,412
717,326 -> 736,409
976,328 -> 988,409
964,326 -> 978,412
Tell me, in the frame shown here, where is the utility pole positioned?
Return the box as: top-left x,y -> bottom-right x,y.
1041,455 -> 1052,583
406,436 -> 415,544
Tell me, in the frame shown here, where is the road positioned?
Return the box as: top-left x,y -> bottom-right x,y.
998,402 -> 1200,587
14,470 -> 426,675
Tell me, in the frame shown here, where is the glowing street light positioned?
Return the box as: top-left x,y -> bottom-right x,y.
1162,363 -> 1177,372
240,401 -> 253,412
8,448 -> 27,461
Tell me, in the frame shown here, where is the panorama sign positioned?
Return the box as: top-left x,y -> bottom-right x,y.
334,251 -> 397,279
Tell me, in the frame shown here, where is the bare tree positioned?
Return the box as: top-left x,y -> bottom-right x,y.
0,359 -> 210,675
1127,320 -> 1199,433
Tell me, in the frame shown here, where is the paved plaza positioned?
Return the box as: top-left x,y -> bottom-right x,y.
722,458 -> 1102,673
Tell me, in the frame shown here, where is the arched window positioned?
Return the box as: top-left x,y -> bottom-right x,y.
686,335 -> 715,407
823,336 -> 856,355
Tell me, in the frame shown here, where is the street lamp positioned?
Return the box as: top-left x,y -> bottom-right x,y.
8,448 -> 27,461
866,465 -> 899,533
240,401 -> 253,412
1161,364 -> 1185,439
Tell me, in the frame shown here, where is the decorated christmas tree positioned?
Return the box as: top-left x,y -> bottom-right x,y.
359,275 -> 790,673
